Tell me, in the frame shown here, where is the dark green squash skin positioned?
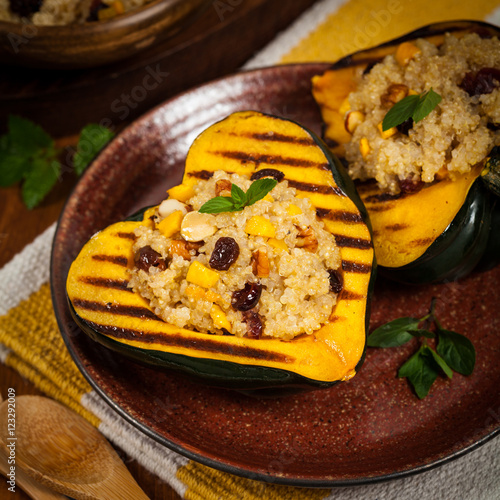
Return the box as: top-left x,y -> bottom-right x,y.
66,123 -> 375,395
380,180 -> 495,284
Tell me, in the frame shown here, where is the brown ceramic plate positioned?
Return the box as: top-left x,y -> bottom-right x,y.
51,63 -> 500,486
0,0 -> 210,69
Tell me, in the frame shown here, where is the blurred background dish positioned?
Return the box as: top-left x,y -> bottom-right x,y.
0,0 -> 211,68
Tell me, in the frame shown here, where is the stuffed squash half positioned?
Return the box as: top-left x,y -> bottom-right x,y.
66,111 -> 375,394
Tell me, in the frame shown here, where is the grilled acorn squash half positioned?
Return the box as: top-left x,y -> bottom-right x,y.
312,20 -> 500,284
66,111 -> 375,394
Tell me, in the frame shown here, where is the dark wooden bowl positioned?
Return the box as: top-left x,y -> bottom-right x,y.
0,0 -> 210,69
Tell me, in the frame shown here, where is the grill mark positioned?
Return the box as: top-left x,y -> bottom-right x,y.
78,277 -> 133,292
316,208 -> 363,223
287,180 -> 344,197
92,255 -> 129,266
247,132 -> 315,146
116,232 -> 135,240
334,235 -> 372,249
364,192 -> 403,203
84,320 -> 291,363
328,315 -> 346,322
385,223 -> 408,232
213,150 -> 330,170
340,290 -> 365,301
342,261 -> 372,274
410,237 -> 434,248
73,299 -> 159,320
187,170 -> 216,180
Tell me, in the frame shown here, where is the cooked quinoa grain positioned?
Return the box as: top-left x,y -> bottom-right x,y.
345,33 -> 500,193
128,171 -> 341,340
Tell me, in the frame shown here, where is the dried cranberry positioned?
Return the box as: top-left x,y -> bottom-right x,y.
134,246 -> 166,273
242,310 -> 263,339
328,270 -> 343,294
9,0 -> 42,16
460,67 -> 500,96
396,117 -> 414,135
250,169 -> 285,182
398,177 -> 424,194
209,237 -> 240,270
231,282 -> 262,311
86,0 -> 106,21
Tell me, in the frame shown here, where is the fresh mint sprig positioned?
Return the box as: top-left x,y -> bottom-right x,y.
0,115 -> 114,209
199,178 -> 277,214
368,298 -> 475,399
382,88 -> 442,131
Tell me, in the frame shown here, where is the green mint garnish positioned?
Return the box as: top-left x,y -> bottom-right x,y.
0,116 -> 114,209
199,178 -> 278,214
368,298 -> 475,399
382,88 -> 442,131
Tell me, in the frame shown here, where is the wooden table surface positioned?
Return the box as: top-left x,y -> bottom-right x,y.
0,2 -> 317,498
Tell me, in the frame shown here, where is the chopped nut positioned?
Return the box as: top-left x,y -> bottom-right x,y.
359,137 -> 371,159
215,179 -> 232,196
168,239 -> 202,260
181,211 -> 217,242
158,198 -> 188,218
395,42 -> 421,66
380,84 -> 409,107
344,110 -> 365,134
251,247 -> 270,277
295,226 -> 318,253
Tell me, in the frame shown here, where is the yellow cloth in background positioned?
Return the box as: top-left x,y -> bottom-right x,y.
282,0 -> 498,63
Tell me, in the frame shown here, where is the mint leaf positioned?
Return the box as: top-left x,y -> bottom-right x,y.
398,345 -> 439,399
382,94 -> 420,131
0,152 -> 32,187
382,88 -> 441,131
367,317 -> 421,347
21,155 -> 61,209
73,124 -> 114,176
428,347 -> 453,379
199,178 -> 278,214
231,183 -> 247,208
436,329 -> 475,376
246,178 -> 277,206
198,196 -> 236,214
8,115 -> 53,156
412,88 -> 442,123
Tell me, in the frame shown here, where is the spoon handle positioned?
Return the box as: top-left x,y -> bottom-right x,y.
0,448 -> 66,500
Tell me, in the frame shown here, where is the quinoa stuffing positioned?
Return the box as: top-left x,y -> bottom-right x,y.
128,171 -> 342,341
343,32 -> 500,193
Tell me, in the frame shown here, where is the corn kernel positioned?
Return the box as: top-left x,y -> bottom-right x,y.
395,42 -> 421,66
156,210 -> 183,238
359,138 -> 371,159
186,261 -> 219,288
245,216 -> 276,238
167,184 -> 195,202
268,238 -> 288,253
377,122 -> 397,139
287,204 -> 302,216
210,304 -> 231,332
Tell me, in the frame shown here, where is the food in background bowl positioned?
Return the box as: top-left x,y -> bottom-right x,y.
312,20 -> 500,284
66,111 -> 375,393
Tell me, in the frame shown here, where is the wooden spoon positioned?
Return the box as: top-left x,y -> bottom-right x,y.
0,395 -> 150,500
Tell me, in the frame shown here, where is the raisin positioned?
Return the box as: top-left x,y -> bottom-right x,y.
86,0 -> 106,21
250,169 -> 285,182
9,0 -> 42,17
328,270 -> 343,294
231,282 -> 262,311
460,67 -> 500,96
134,246 -> 166,273
396,117 -> 414,135
242,310 -> 263,339
209,237 -> 240,270
399,177 -> 424,194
